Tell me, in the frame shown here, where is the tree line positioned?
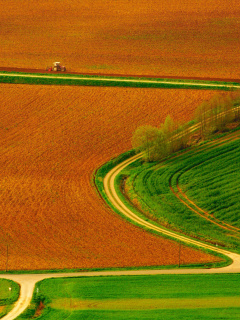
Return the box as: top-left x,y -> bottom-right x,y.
132,92 -> 240,162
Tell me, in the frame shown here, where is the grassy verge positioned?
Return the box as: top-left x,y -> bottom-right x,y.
0,71 -> 240,90
0,279 -> 20,319
16,274 -> 240,320
93,150 -> 136,205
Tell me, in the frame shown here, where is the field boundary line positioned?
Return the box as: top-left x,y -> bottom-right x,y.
1,72 -> 240,89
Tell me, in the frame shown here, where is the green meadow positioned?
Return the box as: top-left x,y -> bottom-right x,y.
17,274 -> 240,319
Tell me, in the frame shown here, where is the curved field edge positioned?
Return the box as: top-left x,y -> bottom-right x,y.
128,133 -> 240,249
1,71 -> 240,90
124,130 -> 240,252
94,151 -> 231,269
0,279 -> 20,319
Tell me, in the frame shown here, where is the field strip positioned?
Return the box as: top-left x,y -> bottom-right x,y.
51,296 -> 240,310
1,72 -> 240,89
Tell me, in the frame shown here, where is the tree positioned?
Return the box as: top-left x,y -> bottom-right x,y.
161,115 -> 176,138
195,100 -> 210,139
150,128 -> 168,161
132,125 -> 159,161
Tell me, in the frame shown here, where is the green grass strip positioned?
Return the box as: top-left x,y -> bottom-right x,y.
1,71 -> 240,90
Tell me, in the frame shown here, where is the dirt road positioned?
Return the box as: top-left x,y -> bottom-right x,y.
1,254 -> 240,320
2,150 -> 240,320
103,153 -> 240,271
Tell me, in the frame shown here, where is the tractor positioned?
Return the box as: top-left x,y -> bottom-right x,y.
46,62 -> 66,72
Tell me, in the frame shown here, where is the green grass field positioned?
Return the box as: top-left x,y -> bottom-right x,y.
17,274 -> 240,319
179,141 -> 240,229
124,129 -> 240,252
0,278 -> 19,318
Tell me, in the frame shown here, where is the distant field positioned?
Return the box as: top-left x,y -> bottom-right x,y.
0,83 -> 221,270
18,274 -> 240,319
125,130 -> 240,251
1,0 -> 240,79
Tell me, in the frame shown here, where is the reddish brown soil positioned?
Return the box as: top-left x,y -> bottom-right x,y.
0,83 -> 222,270
1,0 -> 240,79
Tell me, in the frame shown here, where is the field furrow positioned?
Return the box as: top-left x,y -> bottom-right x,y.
0,83 -> 221,270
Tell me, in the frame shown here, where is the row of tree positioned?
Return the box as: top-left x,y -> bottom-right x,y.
132,92 -> 240,162
195,92 -> 240,139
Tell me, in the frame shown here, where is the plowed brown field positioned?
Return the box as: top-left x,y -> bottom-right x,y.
0,83 -> 223,270
1,0 -> 240,79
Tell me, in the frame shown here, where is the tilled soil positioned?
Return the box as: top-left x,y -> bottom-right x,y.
0,83 -> 222,270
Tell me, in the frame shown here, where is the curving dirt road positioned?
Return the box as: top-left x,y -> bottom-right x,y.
104,153 -> 240,271
1,151 -> 240,320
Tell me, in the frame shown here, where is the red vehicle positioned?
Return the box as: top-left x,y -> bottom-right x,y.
46,62 -> 66,72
